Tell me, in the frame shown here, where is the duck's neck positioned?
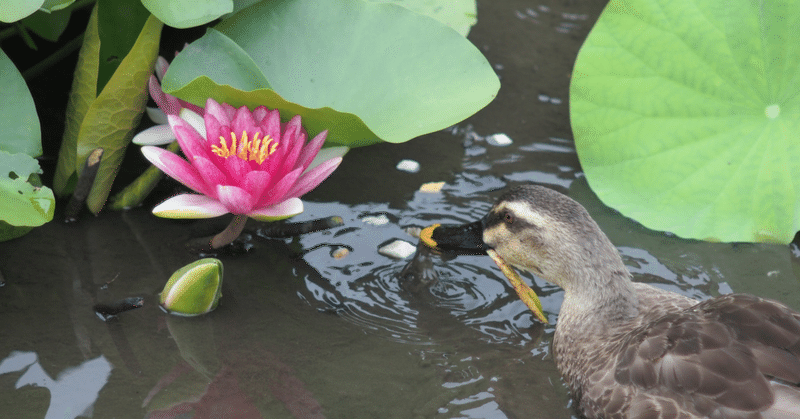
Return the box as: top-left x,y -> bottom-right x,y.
557,243 -> 639,325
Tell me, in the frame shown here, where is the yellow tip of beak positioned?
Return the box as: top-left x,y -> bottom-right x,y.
419,224 -> 441,249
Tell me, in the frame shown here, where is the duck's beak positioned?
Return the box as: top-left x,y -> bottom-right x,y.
418,220 -> 549,324
419,220 -> 487,255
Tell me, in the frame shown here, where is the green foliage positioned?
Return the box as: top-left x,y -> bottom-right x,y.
140,0 -> 233,29
0,49 -> 53,241
53,5 -> 163,214
163,0 -> 499,147
0,0 -> 75,23
21,6 -> 72,42
373,0 -> 477,37
570,0 -> 800,244
0,152 -> 55,235
0,49 -> 41,157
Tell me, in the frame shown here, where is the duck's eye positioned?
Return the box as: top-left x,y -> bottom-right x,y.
503,212 -> 514,224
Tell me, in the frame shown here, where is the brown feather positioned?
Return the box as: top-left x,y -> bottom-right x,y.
475,185 -> 800,419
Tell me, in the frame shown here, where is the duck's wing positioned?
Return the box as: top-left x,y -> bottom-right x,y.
613,294 -> 800,418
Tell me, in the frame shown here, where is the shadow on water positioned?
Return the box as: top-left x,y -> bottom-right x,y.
2,0 -> 800,418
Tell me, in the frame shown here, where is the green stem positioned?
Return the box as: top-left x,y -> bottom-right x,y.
109,142 -> 180,210
210,215 -> 248,249
22,34 -> 83,80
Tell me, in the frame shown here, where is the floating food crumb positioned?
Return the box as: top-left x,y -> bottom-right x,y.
361,214 -> 390,226
405,226 -> 422,238
486,133 -> 513,146
331,247 -> 350,259
378,240 -> 417,259
419,181 -> 445,193
396,159 -> 420,173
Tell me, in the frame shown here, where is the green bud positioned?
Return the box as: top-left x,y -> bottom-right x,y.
159,258 -> 223,316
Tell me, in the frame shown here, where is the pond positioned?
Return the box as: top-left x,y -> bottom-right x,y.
2,0 -> 800,418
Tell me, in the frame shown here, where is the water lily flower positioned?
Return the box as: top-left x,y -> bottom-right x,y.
160,258 -> 223,316
132,55 -> 204,146
141,98 -> 346,248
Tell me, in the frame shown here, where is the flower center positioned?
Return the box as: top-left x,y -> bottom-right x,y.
211,131 -> 278,164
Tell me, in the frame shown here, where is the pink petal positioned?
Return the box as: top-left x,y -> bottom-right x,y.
256,167 -> 302,207
169,115 -> 211,161
306,146 -> 348,171
178,100 -> 204,115
190,156 -> 228,198
231,105 -> 257,134
285,157 -> 342,199
252,106 -> 268,125
261,111 -> 284,174
152,193 -> 229,219
295,130 -> 328,170
204,99 -> 233,125
149,76 -> 181,116
141,146 -> 213,196
222,154 -> 250,183
243,171 -> 271,207
203,113 -> 225,147
280,128 -> 305,174
248,198 -> 304,222
217,185 -> 254,214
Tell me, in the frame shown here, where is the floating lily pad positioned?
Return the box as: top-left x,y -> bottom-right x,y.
570,0 -> 800,244
164,0 -> 499,147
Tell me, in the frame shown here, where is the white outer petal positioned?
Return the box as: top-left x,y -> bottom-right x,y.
248,198 -> 304,221
305,146 -> 349,173
146,107 -> 168,124
179,108 -> 206,138
152,194 -> 229,219
132,124 -> 175,145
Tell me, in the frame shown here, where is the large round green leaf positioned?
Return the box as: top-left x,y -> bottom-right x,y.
570,0 -> 800,244
164,0 -> 499,147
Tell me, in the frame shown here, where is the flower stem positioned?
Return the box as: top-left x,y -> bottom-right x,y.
210,215 -> 249,249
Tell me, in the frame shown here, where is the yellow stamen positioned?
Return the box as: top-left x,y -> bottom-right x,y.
211,131 -> 278,164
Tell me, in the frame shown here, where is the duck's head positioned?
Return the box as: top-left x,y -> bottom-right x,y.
422,184 -> 620,291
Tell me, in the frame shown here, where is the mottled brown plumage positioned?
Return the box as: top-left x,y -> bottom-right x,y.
440,185 -> 800,418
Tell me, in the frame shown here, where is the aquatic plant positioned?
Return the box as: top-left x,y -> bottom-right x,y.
142,99 -> 346,248
571,0 -> 800,243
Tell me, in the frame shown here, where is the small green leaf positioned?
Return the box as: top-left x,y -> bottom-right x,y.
0,151 -> 55,229
571,0 -> 800,244
165,0 -> 499,147
141,0 -> 233,29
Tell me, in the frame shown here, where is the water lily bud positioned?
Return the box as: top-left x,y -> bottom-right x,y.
160,258 -> 223,316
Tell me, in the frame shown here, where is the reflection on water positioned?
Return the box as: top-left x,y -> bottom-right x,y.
0,351 -> 112,419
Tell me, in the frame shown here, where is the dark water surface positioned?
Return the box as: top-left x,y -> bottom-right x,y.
3,0 -> 800,418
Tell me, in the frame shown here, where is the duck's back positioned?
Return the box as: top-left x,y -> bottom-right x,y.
556,284 -> 800,419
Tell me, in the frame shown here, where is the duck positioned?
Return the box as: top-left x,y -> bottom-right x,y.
421,184 -> 800,419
